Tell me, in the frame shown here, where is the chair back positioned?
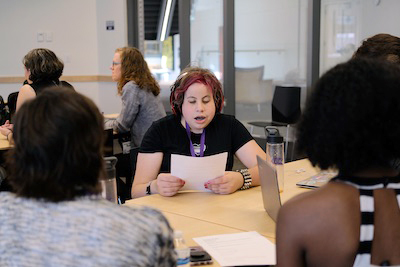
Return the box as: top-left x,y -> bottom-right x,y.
103,128 -> 114,157
272,85 -> 301,124
0,96 -> 8,125
235,66 -> 273,104
7,92 -> 19,122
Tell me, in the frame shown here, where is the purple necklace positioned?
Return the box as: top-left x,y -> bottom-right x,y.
185,122 -> 205,157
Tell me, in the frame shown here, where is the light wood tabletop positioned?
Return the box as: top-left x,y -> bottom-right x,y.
103,113 -> 119,119
125,159 -> 320,266
161,211 -> 276,267
0,133 -> 12,150
125,158 -> 319,239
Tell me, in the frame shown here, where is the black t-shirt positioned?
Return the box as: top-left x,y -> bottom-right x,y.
140,113 -> 253,172
29,79 -> 74,95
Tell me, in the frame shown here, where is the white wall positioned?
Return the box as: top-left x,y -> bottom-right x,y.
0,0 -> 127,113
359,0 -> 400,39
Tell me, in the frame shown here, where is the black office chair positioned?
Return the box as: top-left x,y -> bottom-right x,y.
7,92 -> 19,122
248,85 -> 301,161
103,129 -> 114,157
0,96 -> 9,125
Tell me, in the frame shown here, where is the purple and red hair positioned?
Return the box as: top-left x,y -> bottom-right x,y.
170,67 -> 224,116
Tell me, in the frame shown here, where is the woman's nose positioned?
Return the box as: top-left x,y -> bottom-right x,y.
196,102 -> 204,111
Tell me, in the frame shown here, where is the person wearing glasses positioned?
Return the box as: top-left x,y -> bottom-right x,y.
105,47 -> 166,178
0,87 -> 176,266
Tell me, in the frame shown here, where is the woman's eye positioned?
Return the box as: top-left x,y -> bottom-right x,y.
189,101 -> 196,104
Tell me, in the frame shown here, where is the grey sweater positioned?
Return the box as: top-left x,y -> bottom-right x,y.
0,192 -> 176,266
105,81 -> 166,148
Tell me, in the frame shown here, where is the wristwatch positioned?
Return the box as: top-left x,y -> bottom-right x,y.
146,181 -> 152,195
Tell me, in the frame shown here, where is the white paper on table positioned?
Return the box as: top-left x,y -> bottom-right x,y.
171,152 -> 228,191
193,231 -> 276,266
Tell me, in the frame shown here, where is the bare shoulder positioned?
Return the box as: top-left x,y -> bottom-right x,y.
16,84 -> 36,111
277,181 -> 360,263
19,84 -> 35,94
280,182 -> 358,224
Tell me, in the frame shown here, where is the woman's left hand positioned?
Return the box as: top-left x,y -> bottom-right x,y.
205,171 -> 244,194
0,121 -> 12,138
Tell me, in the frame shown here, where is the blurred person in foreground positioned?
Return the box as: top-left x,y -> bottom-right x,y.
276,58 -> 400,266
0,87 -> 175,266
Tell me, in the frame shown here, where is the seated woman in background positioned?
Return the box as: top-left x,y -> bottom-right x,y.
0,87 -> 175,266
105,46 -> 166,151
17,48 -> 73,111
276,58 -> 400,266
131,67 -> 266,198
352,33 -> 400,63
0,48 -> 73,141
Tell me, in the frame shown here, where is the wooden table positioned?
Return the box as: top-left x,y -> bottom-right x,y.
125,159 -> 319,266
0,133 -> 12,150
103,113 -> 119,119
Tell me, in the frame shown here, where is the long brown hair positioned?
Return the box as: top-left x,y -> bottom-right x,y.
115,47 -> 160,96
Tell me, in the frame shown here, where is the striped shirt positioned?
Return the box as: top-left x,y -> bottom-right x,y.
333,175 -> 400,267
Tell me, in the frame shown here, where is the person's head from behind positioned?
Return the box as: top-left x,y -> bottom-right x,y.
297,58 -> 400,175
353,33 -> 400,64
170,67 -> 224,133
111,47 -> 160,96
7,87 -> 104,202
23,48 -> 64,83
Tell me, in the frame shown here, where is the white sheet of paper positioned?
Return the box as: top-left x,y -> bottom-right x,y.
193,231 -> 276,266
171,152 -> 228,191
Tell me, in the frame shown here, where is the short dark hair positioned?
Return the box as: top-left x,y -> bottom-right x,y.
353,33 -> 400,64
23,48 -> 64,83
7,87 -> 104,202
170,67 -> 224,116
297,58 -> 400,174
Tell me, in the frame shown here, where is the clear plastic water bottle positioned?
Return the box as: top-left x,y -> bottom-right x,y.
265,127 -> 284,192
174,230 -> 190,266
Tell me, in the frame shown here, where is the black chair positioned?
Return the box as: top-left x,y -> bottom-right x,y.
103,129 -> 114,157
114,132 -> 136,203
7,92 -> 19,122
248,85 -> 301,161
0,96 -> 9,125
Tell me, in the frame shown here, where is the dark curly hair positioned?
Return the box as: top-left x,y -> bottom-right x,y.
115,47 -> 160,96
296,58 -> 400,174
353,33 -> 400,64
170,67 -> 224,116
7,87 -> 104,202
23,48 -> 64,83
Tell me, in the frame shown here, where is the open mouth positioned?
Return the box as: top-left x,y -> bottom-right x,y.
195,116 -> 206,121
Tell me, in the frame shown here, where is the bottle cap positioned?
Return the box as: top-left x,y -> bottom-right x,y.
104,156 -> 118,170
174,230 -> 183,238
265,127 -> 283,144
